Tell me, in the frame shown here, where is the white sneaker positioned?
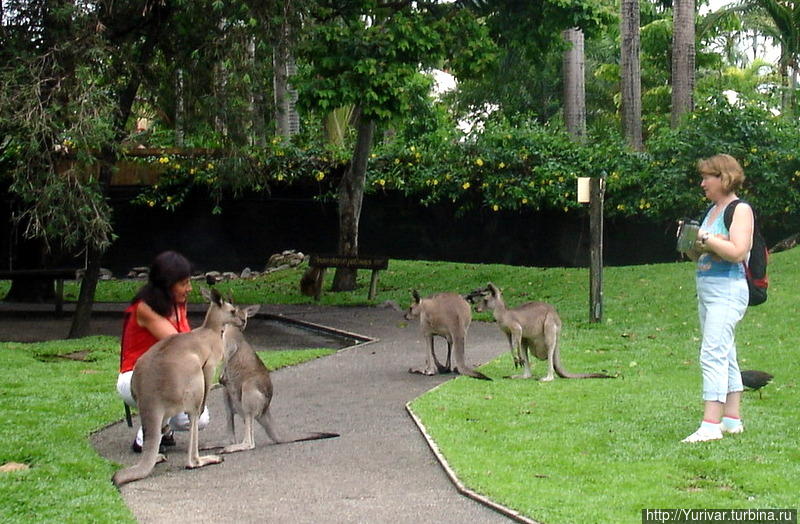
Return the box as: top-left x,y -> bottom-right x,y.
721,423 -> 744,434
681,425 -> 723,443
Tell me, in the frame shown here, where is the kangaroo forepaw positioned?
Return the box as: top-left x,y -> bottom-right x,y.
409,366 -> 437,376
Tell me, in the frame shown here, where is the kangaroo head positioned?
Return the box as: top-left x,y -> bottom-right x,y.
404,290 -> 422,321
235,304 -> 262,331
200,287 -> 248,330
472,282 -> 502,313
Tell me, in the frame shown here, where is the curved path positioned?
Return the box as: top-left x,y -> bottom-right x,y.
92,304 -> 515,523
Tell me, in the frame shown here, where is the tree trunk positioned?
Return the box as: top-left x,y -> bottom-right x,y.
248,37 -> 266,147
175,68 -> 185,147
562,28 -> 586,142
332,113 -> 375,292
273,28 -> 298,137
670,0 -> 695,128
620,0 -> 643,151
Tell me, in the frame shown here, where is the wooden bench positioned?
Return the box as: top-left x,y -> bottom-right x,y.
308,254 -> 389,301
0,268 -> 79,314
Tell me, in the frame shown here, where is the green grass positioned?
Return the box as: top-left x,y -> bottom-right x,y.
1,252 -> 798,523
409,251 -> 800,524
0,338 -> 333,524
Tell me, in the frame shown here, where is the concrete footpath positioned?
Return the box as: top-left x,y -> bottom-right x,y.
90,303 -> 517,523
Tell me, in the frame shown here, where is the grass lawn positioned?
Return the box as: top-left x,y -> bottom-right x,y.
0,250 -> 798,523
0,337 -> 333,523
408,251 -> 800,524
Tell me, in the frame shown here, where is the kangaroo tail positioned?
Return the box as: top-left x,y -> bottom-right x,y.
112,412 -> 164,487
553,346 -> 615,379
284,432 -> 340,443
452,335 -> 492,380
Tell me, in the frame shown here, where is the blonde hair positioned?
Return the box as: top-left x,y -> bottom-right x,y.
696,154 -> 745,194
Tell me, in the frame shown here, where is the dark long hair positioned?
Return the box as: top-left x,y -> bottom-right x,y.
132,251 -> 193,317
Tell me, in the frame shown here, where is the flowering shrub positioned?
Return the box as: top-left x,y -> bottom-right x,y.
136,97 -> 800,233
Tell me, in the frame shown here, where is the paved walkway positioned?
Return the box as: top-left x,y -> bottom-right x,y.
91,303 -> 516,523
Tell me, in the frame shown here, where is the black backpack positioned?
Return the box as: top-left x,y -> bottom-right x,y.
718,200 -> 769,306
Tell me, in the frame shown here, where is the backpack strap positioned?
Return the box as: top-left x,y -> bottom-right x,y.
722,199 -> 742,230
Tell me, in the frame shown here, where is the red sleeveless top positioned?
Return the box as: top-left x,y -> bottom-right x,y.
119,300 -> 191,373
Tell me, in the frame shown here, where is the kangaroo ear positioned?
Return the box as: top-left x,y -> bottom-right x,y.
210,287 -> 223,305
244,305 -> 261,317
487,282 -> 499,296
412,289 -> 421,303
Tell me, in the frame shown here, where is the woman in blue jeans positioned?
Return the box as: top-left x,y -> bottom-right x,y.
683,154 -> 754,443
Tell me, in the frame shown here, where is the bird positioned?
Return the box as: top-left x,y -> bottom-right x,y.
741,370 -> 773,399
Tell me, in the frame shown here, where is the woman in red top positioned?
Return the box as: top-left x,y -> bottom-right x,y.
116,250 -> 209,452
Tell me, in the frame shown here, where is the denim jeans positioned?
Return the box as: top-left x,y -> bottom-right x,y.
696,275 -> 748,402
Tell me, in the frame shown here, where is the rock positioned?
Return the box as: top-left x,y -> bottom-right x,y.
241,267 -> 252,279
0,462 -> 29,473
222,272 -> 238,280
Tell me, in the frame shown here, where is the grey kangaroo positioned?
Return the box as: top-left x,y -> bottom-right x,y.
404,290 -> 490,380
469,283 -> 614,381
112,288 -> 245,487
216,307 -> 338,453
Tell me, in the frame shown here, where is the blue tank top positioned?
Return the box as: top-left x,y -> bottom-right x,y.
696,203 -> 745,279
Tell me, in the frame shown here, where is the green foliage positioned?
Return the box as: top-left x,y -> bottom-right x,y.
295,2 -> 497,122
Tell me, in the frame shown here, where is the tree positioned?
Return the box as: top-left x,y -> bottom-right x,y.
1,1 -> 174,337
620,0 -> 643,150
562,28 -> 587,141
671,0 -> 696,127
296,1 -> 495,291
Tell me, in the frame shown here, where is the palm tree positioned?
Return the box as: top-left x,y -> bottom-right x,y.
671,0 -> 696,128
620,0 -> 643,150
712,0 -> 800,115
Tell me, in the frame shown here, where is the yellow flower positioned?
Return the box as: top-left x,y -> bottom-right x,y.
394,158 -> 401,164
315,171 -> 325,181
617,204 -> 626,211
166,196 -> 172,202
492,204 -> 499,211
499,162 -> 506,169
190,168 -> 197,175
462,182 -> 471,190
378,179 -> 386,186
750,147 -> 758,153
475,158 -> 484,167
158,157 -> 169,164
522,198 -> 528,204
172,163 -> 181,170
147,200 -> 155,207
410,145 -> 416,152
277,174 -> 285,181
206,163 -> 215,170
432,179 -> 439,186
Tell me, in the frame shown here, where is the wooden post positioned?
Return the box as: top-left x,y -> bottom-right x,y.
589,177 -> 605,322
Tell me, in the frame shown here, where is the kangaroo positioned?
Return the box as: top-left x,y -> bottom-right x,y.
112,288 -> 246,487
216,307 -> 339,453
404,290 -> 490,380
469,283 -> 614,381
300,266 -> 324,299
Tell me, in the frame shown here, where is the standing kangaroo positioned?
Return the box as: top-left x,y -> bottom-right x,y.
469,283 -> 613,381
216,307 -> 339,453
112,288 -> 245,487
404,290 -> 490,380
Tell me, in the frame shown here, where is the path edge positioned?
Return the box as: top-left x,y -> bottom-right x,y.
405,397 -> 541,524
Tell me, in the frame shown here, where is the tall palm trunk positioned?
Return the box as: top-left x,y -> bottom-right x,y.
562,28 -> 586,142
620,0 -> 643,150
671,0 -> 695,128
